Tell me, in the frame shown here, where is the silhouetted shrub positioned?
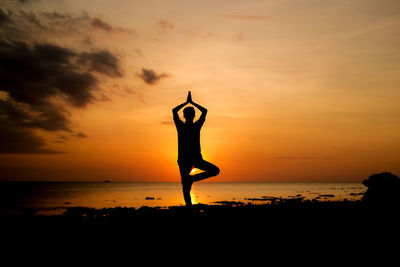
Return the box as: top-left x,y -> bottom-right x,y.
362,172 -> 400,208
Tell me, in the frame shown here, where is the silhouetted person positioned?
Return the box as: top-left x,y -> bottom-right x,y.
173,91 -> 220,207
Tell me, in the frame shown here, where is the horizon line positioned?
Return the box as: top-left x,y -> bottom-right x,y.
0,180 -> 364,183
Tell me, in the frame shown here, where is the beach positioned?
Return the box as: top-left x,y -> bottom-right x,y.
3,181 -> 399,245
0,182 -> 366,216
0,180 -> 370,230
3,182 -> 399,256
4,198 -> 396,245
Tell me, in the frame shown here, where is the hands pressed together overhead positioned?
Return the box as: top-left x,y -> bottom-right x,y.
172,91 -> 207,115
187,91 -> 192,104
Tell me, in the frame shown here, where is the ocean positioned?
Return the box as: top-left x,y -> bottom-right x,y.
0,182 -> 366,215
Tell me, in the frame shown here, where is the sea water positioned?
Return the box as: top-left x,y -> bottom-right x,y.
0,182 -> 366,215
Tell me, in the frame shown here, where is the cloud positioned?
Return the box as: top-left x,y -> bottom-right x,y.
161,115 -> 173,125
19,10 -> 46,29
0,6 -> 123,154
0,8 -> 12,25
0,41 -> 99,108
134,49 -> 143,56
91,17 -> 113,31
1,5 -> 130,44
0,117 -> 64,154
158,20 -> 174,33
78,50 -> 122,77
0,4 -> 164,154
91,17 -> 132,34
72,132 -> 87,138
0,7 -> 91,45
0,40 -> 122,153
16,0 -> 37,4
2,100 -> 71,132
137,68 -> 169,85
0,8 -> 22,38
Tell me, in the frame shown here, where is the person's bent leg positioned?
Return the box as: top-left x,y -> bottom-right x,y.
192,159 -> 220,182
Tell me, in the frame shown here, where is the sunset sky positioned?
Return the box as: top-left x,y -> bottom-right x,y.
1,0 -> 400,182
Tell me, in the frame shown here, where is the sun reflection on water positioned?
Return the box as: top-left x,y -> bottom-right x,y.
190,192 -> 198,204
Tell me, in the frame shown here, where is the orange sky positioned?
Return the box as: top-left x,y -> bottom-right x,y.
1,0 -> 400,182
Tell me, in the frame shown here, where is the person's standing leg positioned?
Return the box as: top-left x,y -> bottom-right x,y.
179,163 -> 194,207
192,159 -> 220,182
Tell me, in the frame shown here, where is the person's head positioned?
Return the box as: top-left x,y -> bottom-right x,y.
183,106 -> 195,122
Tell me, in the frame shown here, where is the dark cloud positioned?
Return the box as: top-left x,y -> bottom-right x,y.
0,41 -> 97,108
17,0 -> 36,4
37,10 -> 90,28
0,8 -> 21,38
0,117 -> 64,154
0,40 -> 121,153
54,71 -> 97,107
0,8 -> 12,25
1,4 -> 132,44
0,5 -> 158,154
79,50 -> 122,77
138,68 -> 169,85
2,7 -> 131,43
72,132 -> 87,138
90,17 -> 132,34
81,36 -> 94,46
40,11 -> 75,21
0,40 -> 122,108
0,94 -> 71,133
19,10 -> 46,29
91,17 -> 113,31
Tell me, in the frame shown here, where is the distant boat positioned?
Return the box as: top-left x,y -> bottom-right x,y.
104,180 -> 111,183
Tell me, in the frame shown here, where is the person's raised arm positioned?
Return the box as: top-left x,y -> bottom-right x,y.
172,101 -> 188,114
172,100 -> 188,126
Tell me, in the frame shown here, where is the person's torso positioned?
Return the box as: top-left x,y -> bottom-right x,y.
177,123 -> 202,161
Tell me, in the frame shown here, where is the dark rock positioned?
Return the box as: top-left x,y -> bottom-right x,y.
362,172 -> 400,207
350,192 -> 364,196
213,200 -> 244,206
